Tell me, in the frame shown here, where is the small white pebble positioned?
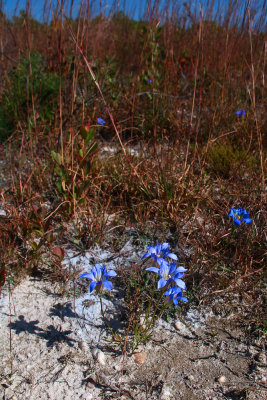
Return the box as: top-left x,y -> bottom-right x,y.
78,340 -> 88,351
114,363 -> 123,371
188,375 -> 195,381
91,348 -> 105,365
133,351 -> 147,364
161,388 -> 172,400
174,321 -> 181,330
114,356 -> 124,371
86,382 -> 95,389
217,376 -> 227,384
256,351 -> 267,364
82,393 -> 93,400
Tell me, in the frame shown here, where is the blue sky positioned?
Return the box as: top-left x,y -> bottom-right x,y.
3,0 -> 144,20
2,0 -> 266,24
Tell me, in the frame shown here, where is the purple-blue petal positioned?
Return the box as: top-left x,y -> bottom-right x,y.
146,266 -> 160,273
97,117 -> 105,125
180,296 -> 188,303
228,209 -> 236,218
103,280 -> 113,290
158,278 -> 167,289
235,110 -> 246,116
89,281 -> 97,293
161,243 -> 169,251
141,251 -> 150,259
176,266 -> 187,272
106,269 -> 117,277
168,253 -> 178,260
174,278 -> 186,289
233,218 -> 241,226
164,288 -> 172,296
158,258 -> 169,268
79,272 -> 91,279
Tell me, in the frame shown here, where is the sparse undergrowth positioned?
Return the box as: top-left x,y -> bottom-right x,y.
0,0 -> 266,342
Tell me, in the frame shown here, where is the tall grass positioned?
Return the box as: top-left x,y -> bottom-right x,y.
0,0 -> 266,334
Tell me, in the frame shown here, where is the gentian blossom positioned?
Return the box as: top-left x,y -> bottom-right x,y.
97,117 -> 105,126
79,264 -> 116,293
235,110 -> 246,116
142,243 -> 178,266
228,206 -> 252,226
164,286 -> 188,306
146,260 -> 187,290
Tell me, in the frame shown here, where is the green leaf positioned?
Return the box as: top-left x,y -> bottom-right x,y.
70,237 -> 81,245
83,162 -> 91,175
34,229 -> 44,237
56,182 -> 64,194
51,151 -> 62,165
85,128 -> 95,143
78,197 -> 86,205
73,184 -> 77,200
55,167 -> 63,177
82,179 -> 91,192
30,241 -> 38,251
80,126 -> 89,140
87,142 -> 98,156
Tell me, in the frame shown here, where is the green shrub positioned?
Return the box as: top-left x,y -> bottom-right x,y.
206,140 -> 257,178
0,52 -> 59,141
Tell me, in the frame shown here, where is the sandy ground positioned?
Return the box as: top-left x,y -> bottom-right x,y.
0,249 -> 266,400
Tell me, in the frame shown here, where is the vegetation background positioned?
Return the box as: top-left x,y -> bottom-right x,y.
0,0 -> 266,337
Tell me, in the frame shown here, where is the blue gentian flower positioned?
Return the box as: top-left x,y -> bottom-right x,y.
97,117 -> 105,126
235,110 -> 246,116
228,206 -> 252,226
146,260 -> 187,290
79,264 -> 117,293
164,286 -> 188,306
142,243 -> 178,265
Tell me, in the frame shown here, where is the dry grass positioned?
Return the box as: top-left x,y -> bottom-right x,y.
0,0 -> 266,335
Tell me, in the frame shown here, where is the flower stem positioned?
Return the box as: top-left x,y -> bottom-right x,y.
140,288 -> 168,342
99,293 -> 115,339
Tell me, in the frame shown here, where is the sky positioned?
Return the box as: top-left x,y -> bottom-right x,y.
3,0 -> 144,20
2,0 -> 266,26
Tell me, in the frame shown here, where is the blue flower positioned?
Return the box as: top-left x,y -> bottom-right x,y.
79,264 -> 117,293
97,117 -> 105,126
142,243 -> 178,266
228,206 -> 252,226
146,260 -> 187,290
235,110 -> 246,116
164,286 -> 188,306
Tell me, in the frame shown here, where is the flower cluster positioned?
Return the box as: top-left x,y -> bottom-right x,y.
79,264 -> 116,293
228,206 -> 252,226
143,243 -> 188,305
235,109 -> 246,116
97,117 -> 105,126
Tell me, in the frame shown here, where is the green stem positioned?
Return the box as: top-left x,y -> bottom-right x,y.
99,292 -> 115,339
140,288 -> 168,341
144,274 -> 158,322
